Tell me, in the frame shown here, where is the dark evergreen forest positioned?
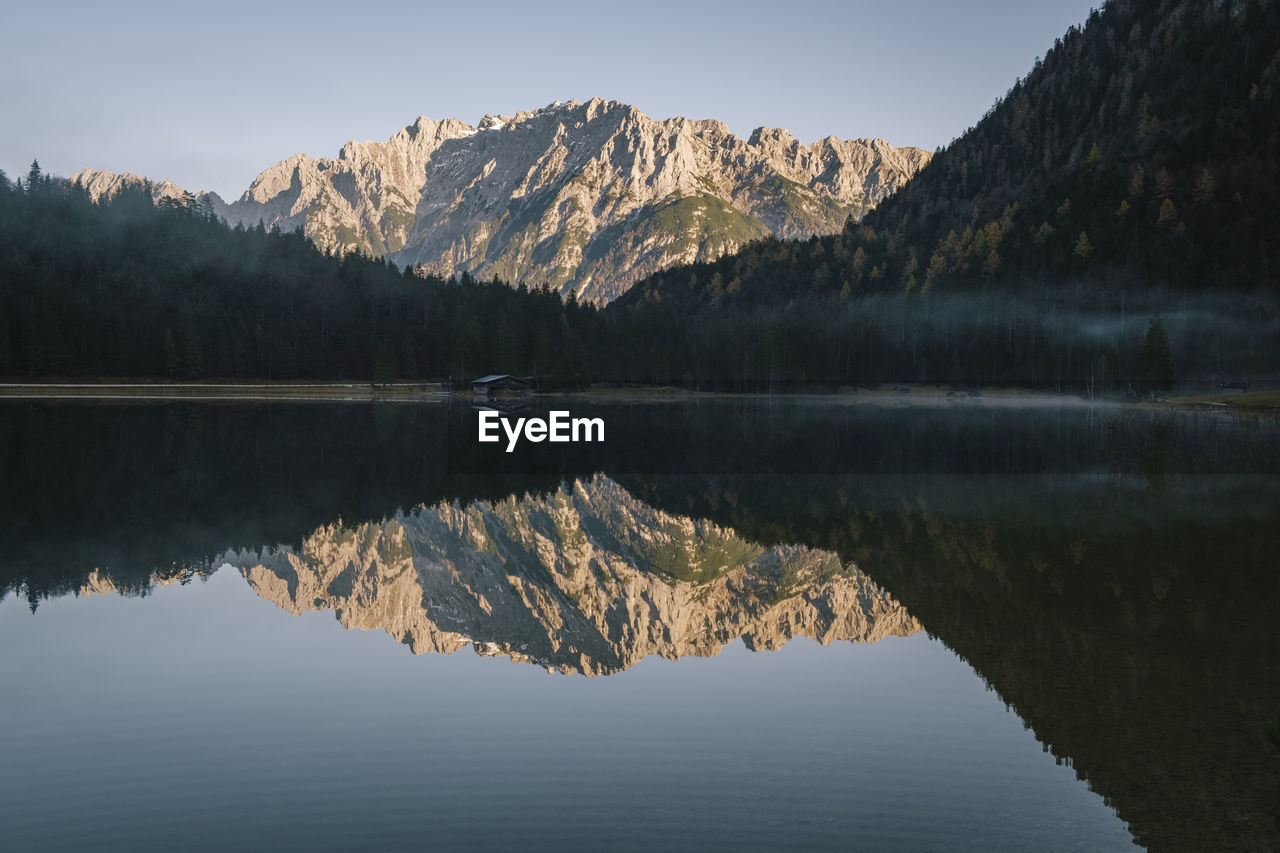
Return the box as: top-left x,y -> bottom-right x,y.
606,0 -> 1280,389
0,170 -> 594,384
1,0 -> 1277,391
626,0 -> 1280,304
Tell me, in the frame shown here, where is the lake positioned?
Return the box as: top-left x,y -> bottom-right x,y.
1,397 -> 1277,852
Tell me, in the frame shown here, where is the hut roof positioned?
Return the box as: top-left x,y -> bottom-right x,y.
471,374 -> 530,386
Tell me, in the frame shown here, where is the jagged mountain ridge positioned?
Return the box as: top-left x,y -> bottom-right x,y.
74,99 -> 929,303
73,167 -> 232,216
217,475 -> 919,676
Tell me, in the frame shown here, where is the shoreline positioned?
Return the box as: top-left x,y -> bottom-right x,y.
0,381 -> 1275,412
0,381 -> 450,402
0,381 -> 1118,408
1148,389 -> 1280,415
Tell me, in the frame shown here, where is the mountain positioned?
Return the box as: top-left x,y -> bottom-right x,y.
224,115 -> 471,262
72,167 -> 232,217
622,0 -> 1280,307
223,475 -> 919,676
73,99 -> 929,303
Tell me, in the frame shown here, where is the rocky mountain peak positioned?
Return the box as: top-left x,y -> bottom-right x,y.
71,167 -> 230,217
73,100 -> 930,303
747,126 -> 797,149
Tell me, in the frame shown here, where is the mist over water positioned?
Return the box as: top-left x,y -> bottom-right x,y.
845,287 -> 1280,385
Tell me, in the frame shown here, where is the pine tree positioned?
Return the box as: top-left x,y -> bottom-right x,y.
1073,231 -> 1093,261
708,271 -> 724,298
1128,164 -> 1145,199
983,249 -> 1002,275
926,252 -> 948,287
1192,169 -> 1216,204
1140,314 -> 1174,394
0,309 -> 11,374
183,326 -> 204,377
1136,93 -> 1154,139
1154,168 -> 1173,199
374,342 -> 397,386
163,329 -> 179,378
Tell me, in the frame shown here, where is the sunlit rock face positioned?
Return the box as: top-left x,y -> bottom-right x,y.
75,100 -> 928,303
224,475 -> 919,676
71,168 -> 233,218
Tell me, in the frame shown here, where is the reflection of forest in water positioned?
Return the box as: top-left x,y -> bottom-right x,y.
626,472 -> 1280,853
2,400 -> 1278,852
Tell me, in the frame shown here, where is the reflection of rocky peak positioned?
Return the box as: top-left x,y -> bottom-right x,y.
76,566 -> 206,598
225,475 -> 919,675
78,569 -> 121,598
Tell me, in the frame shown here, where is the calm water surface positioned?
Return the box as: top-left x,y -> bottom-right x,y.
1,398 -> 1277,852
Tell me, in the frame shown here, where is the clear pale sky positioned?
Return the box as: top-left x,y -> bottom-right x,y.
3,0 -> 1098,199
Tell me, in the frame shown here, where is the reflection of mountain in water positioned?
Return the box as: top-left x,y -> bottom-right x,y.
222,475 -> 918,675
621,473 -> 1280,853
19,401 -> 1280,851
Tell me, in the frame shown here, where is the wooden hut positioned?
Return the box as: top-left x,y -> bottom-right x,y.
471,374 -> 533,400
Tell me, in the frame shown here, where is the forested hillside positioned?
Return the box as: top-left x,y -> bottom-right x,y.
583,0 -> 1280,388
0,170 -> 594,383
1,165 -> 1275,390
621,0 -> 1280,307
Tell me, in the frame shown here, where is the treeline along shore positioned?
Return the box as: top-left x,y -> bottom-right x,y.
0,172 -> 1274,397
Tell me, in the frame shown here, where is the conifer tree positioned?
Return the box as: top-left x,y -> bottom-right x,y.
1140,314 -> 1174,394
1192,169 -> 1216,205
1128,164 -> 1145,199
1073,231 -> 1093,261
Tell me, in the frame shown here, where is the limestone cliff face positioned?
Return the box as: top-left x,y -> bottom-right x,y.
222,475 -> 919,676
382,100 -> 929,302
71,168 -> 232,218
232,116 -> 474,258
74,100 -> 929,303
